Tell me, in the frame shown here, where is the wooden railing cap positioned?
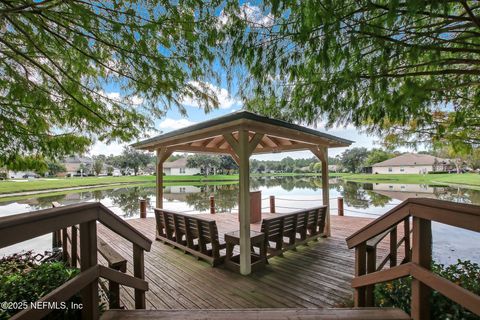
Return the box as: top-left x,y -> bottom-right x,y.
346,198 -> 480,249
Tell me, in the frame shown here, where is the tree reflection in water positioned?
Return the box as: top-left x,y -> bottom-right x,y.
6,177 -> 480,217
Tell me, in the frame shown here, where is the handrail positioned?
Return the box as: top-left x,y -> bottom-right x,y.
0,202 -> 151,250
0,202 -> 152,320
346,198 -> 480,248
347,198 -> 480,320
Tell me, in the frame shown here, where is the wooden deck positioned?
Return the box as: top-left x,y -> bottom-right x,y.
97,213 -> 387,310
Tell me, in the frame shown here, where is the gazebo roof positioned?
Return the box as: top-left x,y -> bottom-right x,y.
132,111 -> 353,154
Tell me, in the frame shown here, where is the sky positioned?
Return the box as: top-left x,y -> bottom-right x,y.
89,2 -> 418,160
89,91 -> 395,160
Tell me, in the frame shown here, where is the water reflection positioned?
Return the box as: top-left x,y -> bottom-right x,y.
1,177 -> 479,219
1,176 -> 479,263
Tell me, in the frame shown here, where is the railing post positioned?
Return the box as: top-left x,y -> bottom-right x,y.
354,242 -> 367,307
52,230 -> 61,249
210,196 -> 215,214
404,217 -> 411,262
337,197 -> 344,216
365,246 -> 376,307
411,217 -> 432,320
133,244 -> 146,309
62,228 -> 69,262
390,226 -> 397,267
139,198 -> 147,218
71,226 -> 78,268
269,195 -> 275,213
80,220 -> 99,320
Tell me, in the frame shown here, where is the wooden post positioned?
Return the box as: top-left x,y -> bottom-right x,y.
139,198 -> 147,218
71,226 -> 78,268
238,130 -> 251,275
411,217 -> 432,320
133,244 -> 146,309
404,217 -> 411,262
52,230 -> 61,249
62,228 -> 69,262
155,148 -> 172,209
354,243 -> 367,307
337,197 -> 344,216
79,220 -> 98,319
390,226 -> 397,267
210,196 -> 215,214
310,146 -> 331,236
366,246 -> 376,307
269,195 -> 275,213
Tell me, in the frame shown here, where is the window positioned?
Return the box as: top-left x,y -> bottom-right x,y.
388,167 -> 393,172
179,167 -> 185,174
179,187 -> 186,193
400,168 -> 405,172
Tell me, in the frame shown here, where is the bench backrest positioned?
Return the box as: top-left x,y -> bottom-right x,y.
154,208 -> 222,256
261,206 -> 327,245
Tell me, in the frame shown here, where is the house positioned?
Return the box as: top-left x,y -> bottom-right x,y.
63,156 -> 93,176
372,153 -> 453,174
163,158 -> 200,175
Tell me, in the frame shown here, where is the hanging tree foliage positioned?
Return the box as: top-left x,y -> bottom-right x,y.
0,0 -> 222,170
223,1 -> 480,151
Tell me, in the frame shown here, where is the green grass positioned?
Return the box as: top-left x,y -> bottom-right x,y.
0,175 -> 238,195
340,173 -> 480,187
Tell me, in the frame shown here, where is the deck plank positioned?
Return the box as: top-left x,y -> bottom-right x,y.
97,214 -> 389,310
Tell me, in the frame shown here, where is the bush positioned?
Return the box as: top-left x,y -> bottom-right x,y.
0,251 -> 81,320
375,260 -> 480,319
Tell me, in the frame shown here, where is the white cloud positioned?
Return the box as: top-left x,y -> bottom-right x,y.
218,3 -> 274,28
182,81 -> 239,110
158,118 -> 197,131
89,140 -> 126,156
99,91 -> 144,106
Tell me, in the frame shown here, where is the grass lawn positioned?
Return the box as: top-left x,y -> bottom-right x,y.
340,173 -> 480,187
0,173 -> 327,195
0,175 -> 238,195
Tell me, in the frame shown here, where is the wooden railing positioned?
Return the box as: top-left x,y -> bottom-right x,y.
0,202 -> 152,320
346,198 -> 480,320
51,202 -> 128,309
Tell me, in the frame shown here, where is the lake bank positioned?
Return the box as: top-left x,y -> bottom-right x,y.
0,173 -> 329,196
339,173 -> 480,188
0,172 -> 478,197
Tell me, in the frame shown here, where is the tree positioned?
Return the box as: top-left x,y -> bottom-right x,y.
219,155 -> 238,174
186,154 -> 221,176
225,1 -> 480,150
339,148 -> 369,173
364,149 -> 396,167
46,161 -> 66,176
93,158 -> 104,176
1,1 -> 223,169
120,147 -> 151,176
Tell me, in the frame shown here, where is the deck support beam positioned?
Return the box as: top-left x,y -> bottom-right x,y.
310,146 -> 331,236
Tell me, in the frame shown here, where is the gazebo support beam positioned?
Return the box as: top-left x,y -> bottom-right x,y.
156,148 -> 172,209
238,130 -> 251,275
310,146 -> 331,237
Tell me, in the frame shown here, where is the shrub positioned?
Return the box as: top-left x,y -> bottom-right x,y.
375,260 -> 480,319
0,251 -> 81,320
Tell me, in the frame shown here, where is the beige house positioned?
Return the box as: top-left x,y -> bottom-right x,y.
163,158 -> 200,176
372,153 -> 453,174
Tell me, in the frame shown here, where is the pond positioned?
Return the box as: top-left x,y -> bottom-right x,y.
1,176 -> 479,265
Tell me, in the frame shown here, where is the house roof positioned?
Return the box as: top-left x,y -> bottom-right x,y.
163,158 -> 188,168
132,111 -> 353,154
372,154 -> 451,167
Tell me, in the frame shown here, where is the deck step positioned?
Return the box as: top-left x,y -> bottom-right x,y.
101,308 -> 410,320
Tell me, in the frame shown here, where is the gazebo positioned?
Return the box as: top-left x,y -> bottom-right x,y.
133,111 -> 352,275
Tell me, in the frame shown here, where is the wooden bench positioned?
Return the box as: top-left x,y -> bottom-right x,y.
261,206 -> 327,257
154,208 -> 226,266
